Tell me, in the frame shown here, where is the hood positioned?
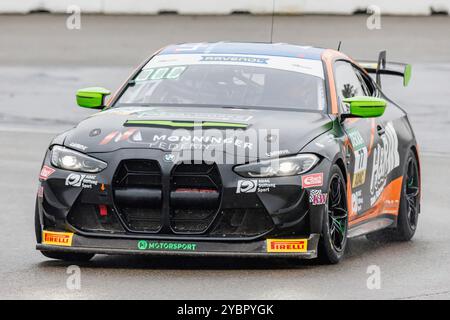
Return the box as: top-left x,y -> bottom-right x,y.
63,106 -> 333,160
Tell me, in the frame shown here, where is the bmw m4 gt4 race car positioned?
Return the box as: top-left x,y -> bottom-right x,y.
35,42 -> 420,264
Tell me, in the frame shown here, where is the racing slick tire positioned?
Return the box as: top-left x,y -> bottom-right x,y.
35,198 -> 95,262
366,148 -> 420,242
318,165 -> 348,264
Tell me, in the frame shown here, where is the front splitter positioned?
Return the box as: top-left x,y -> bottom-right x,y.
36,233 -> 320,259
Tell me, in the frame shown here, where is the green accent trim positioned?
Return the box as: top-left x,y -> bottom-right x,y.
137,240 -> 148,250
137,240 -> 198,251
125,119 -> 248,128
403,64 -> 412,87
343,96 -> 387,118
76,87 -> 111,109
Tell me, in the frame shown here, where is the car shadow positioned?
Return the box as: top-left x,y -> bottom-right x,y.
345,236 -> 417,260
37,254 -> 321,270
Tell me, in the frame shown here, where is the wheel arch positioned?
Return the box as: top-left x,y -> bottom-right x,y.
410,144 -> 421,178
334,157 -> 347,184
409,144 -> 421,213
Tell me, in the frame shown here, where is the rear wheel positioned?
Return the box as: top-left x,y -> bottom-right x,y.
318,165 -> 348,264
366,149 -> 420,242
394,149 -> 420,240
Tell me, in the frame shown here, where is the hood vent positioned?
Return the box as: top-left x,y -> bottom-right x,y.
124,119 -> 248,129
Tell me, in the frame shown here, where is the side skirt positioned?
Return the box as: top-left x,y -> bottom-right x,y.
347,215 -> 396,238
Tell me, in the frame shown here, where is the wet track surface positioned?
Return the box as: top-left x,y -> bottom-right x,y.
0,15 -> 450,299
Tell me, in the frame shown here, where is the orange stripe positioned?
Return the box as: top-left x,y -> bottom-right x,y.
349,176 -> 403,226
321,50 -> 339,114
99,131 -> 118,145
347,172 -> 354,219
321,50 -> 350,114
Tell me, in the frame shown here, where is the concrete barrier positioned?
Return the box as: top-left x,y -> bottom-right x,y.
1,0 -> 449,15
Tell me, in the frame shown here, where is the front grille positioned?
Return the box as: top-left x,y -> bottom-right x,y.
113,160 -> 162,232
109,160 -> 274,238
170,162 -> 222,234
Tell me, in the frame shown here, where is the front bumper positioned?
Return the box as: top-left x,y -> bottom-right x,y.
37,232 -> 320,259
38,149 -> 332,237
37,147 -> 332,260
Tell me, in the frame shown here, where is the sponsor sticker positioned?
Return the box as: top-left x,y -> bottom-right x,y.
352,190 -> 363,214
65,173 -> 98,189
266,239 -> 308,253
309,189 -> 327,205
201,55 -> 269,64
145,54 -> 325,79
42,231 -> 73,247
347,128 -> 368,188
37,186 -> 44,198
384,199 -> 400,213
137,240 -> 197,251
236,179 -> 275,193
99,128 -> 139,145
353,169 -> 367,188
148,133 -> 253,151
301,172 -> 323,188
369,122 -> 400,205
347,127 -> 366,150
135,66 -> 187,81
39,165 -> 55,181
237,180 -> 257,193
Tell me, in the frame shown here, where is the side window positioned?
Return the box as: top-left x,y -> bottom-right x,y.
354,67 -> 375,96
335,61 -> 366,100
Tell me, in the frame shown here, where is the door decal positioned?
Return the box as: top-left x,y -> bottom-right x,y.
347,127 -> 368,188
369,122 -> 400,206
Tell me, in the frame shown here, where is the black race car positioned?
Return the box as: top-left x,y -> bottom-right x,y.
35,42 -> 420,264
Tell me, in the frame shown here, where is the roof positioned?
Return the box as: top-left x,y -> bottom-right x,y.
158,42 -> 325,60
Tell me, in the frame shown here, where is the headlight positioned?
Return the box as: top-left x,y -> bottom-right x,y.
233,154 -> 319,178
51,145 -> 107,173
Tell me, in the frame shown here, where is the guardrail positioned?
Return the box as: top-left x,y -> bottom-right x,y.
1,0 -> 449,15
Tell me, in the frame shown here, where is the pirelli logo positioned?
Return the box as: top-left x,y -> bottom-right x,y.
42,231 -> 73,247
266,239 -> 308,253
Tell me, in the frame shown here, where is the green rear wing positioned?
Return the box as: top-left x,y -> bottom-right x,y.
358,51 -> 412,87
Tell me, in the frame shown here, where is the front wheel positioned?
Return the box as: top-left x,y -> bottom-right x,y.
318,165 -> 349,264
36,199 -> 95,262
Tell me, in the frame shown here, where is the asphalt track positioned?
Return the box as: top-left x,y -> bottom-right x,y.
0,14 -> 450,299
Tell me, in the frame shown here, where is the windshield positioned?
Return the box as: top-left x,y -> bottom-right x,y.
117,54 -> 326,111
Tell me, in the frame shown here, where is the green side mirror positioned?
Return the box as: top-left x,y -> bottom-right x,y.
403,64 -> 412,87
343,96 -> 387,118
76,87 -> 111,109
